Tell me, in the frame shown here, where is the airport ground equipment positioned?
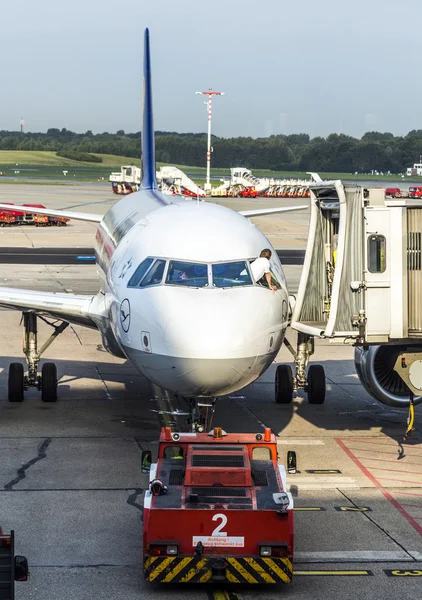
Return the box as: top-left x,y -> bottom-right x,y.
212,167 -> 311,199
0,528 -> 29,600
142,426 -> 294,585
8,313 -> 68,403
288,180 -> 422,407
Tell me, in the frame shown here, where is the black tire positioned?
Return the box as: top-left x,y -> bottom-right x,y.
41,363 -> 57,403
275,364 -> 293,404
8,363 -> 24,403
307,364 -> 326,404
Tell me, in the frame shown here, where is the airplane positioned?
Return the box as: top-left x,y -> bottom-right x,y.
0,29 -> 313,429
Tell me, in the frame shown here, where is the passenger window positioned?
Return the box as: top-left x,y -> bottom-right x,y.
212,261 -> 252,287
252,447 -> 271,460
127,257 -> 154,287
166,261 -> 208,287
368,235 -> 386,273
139,259 -> 166,287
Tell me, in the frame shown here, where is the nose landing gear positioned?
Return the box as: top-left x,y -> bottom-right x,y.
7,312 -> 68,403
275,333 -> 326,404
184,397 -> 216,433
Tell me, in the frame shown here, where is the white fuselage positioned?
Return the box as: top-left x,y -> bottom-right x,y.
91,189 -> 290,397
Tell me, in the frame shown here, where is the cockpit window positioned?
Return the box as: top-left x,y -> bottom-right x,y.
166,261 -> 208,287
127,257 -> 154,287
139,259 -> 166,287
212,261 -> 252,287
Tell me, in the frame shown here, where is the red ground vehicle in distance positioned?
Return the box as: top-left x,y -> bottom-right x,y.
385,187 -> 401,198
0,528 -> 29,598
0,209 -> 15,227
22,204 -> 49,226
408,186 -> 422,199
142,427 -> 294,585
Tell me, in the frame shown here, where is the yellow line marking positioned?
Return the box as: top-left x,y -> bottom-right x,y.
148,557 -> 175,581
263,558 -> 291,583
228,558 -> 258,583
162,557 -> 192,582
294,570 -> 371,576
294,507 -> 324,511
213,590 -> 230,600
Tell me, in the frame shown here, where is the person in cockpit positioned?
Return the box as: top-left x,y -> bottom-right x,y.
250,249 -> 276,291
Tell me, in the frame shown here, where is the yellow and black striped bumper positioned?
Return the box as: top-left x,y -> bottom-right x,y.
144,555 -> 293,584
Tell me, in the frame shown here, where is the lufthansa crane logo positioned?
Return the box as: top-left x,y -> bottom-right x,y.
120,299 -> 131,333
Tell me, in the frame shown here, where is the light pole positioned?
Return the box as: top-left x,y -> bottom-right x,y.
196,89 -> 224,194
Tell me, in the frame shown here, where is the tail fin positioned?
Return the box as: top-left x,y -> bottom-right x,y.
141,28 -> 157,190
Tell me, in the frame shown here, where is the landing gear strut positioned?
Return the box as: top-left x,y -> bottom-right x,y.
184,397 -> 216,433
275,332 -> 326,404
8,312 -> 68,403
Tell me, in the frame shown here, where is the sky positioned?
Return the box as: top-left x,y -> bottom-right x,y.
1,0 -> 421,139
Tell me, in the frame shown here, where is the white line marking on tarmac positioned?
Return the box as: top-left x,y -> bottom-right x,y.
295,551 -> 416,563
288,476 -> 359,490
277,440 -> 324,445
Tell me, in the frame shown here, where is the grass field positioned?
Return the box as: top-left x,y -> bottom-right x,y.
0,151 -> 421,185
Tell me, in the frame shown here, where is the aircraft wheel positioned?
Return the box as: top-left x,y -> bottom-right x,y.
8,363 -> 24,402
307,364 -> 326,404
275,364 -> 293,404
41,363 -> 58,403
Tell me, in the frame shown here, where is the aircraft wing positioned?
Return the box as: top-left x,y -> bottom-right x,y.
0,288 -> 101,328
239,205 -> 308,218
0,203 -> 102,223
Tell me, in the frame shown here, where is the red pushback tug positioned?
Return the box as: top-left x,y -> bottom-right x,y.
0,528 -> 29,599
143,427 -> 294,584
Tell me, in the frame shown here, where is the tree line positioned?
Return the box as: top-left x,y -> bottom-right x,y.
1,128 -> 422,173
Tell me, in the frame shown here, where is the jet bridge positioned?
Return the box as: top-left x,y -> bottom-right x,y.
282,180 -> 422,408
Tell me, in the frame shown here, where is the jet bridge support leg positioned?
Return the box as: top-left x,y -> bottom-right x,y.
8,313 -> 69,403
277,334 -> 326,404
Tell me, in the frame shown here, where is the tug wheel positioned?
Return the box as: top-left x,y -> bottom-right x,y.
41,363 -> 58,403
8,363 -> 25,403
307,364 -> 326,404
275,364 -> 293,404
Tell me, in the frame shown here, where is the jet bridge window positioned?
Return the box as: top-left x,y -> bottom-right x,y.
368,235 -> 386,273
212,261 -> 252,287
166,260 -> 209,287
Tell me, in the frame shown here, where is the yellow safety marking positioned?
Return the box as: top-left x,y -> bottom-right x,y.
179,558 -> 207,582
228,558 -> 258,583
199,569 -> 213,583
148,557 -> 175,582
294,570 -> 371,576
263,558 -> 292,583
244,558 -> 276,583
294,507 -> 325,511
225,569 -> 241,584
161,557 -> 192,582
144,556 -> 158,569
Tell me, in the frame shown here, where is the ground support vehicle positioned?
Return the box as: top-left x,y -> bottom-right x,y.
0,211 -> 15,227
22,205 -> 49,226
143,427 -> 294,585
408,185 -> 422,199
0,528 -> 29,599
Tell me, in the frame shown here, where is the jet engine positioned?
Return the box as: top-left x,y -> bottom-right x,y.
354,345 -> 422,407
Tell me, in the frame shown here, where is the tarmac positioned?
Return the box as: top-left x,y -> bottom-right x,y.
0,184 -> 421,600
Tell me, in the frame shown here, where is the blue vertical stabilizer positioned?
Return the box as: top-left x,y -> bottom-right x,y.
141,28 -> 157,190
